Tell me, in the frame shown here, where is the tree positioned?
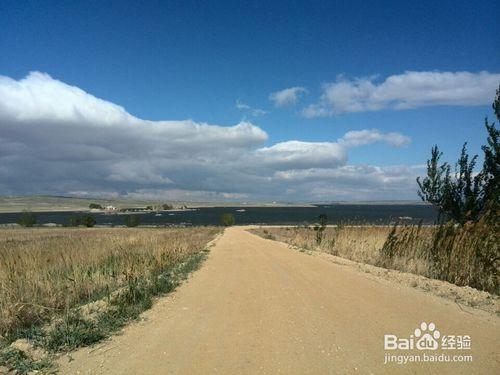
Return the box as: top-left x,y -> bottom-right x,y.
162,203 -> 173,210
124,215 -> 140,227
82,215 -> 96,227
417,146 -> 448,208
220,213 -> 235,226
17,211 -> 37,227
417,85 -> 500,223
481,87 -> 500,208
89,203 -> 103,209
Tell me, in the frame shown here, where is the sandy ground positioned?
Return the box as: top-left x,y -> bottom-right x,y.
58,227 -> 499,374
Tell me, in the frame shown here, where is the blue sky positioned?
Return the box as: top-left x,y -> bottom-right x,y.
0,0 -> 499,201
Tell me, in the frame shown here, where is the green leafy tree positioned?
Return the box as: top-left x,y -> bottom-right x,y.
124,215 -> 140,227
220,213 -> 235,226
89,203 -> 103,209
417,85 -> 500,223
481,87 -> 500,208
17,211 -> 37,227
416,146 -> 452,219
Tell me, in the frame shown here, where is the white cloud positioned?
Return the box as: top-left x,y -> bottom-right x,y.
0,72 -> 135,125
256,141 -> 346,170
269,87 -> 307,107
235,99 -> 267,116
274,165 -> 419,200
303,71 -> 500,117
0,72 -> 417,200
339,129 -> 410,147
120,189 -> 249,201
254,128 -> 409,170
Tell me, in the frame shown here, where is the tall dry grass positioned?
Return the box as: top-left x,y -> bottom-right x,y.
379,212 -> 499,294
0,227 -> 220,337
252,217 -> 499,295
253,226 -> 393,265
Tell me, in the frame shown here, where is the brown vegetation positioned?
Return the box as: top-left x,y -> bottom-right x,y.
253,225 -> 392,265
0,227 -> 220,337
251,214 -> 499,295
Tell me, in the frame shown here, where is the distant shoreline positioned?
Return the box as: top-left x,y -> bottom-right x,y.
0,195 -> 428,213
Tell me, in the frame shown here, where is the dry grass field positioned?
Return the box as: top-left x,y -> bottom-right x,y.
0,227 -> 220,338
251,213 -> 499,295
253,225 -> 394,265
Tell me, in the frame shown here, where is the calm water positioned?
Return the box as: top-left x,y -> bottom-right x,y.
1,205 -> 438,226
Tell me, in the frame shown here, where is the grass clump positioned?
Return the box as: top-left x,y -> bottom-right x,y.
44,312 -> 107,351
261,229 -> 276,240
0,346 -> 53,374
220,213 -> 235,226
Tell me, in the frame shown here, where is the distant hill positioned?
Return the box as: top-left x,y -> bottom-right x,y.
0,196 -> 315,213
0,196 -> 158,213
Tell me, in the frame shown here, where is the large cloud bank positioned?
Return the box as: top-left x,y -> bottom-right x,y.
303,71 -> 500,117
0,72 -> 417,201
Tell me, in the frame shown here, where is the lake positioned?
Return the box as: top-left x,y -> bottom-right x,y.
0,204 -> 438,226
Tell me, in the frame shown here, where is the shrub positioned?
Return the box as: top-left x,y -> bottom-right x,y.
314,214 -> 328,244
81,215 -> 96,228
17,211 -> 37,227
220,213 -> 235,226
89,203 -> 103,209
68,216 -> 81,227
162,203 -> 173,210
124,215 -> 140,227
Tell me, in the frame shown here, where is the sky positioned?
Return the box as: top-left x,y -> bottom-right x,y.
0,0 -> 499,202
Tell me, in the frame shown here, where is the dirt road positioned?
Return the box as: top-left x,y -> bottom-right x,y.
59,227 -> 499,374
